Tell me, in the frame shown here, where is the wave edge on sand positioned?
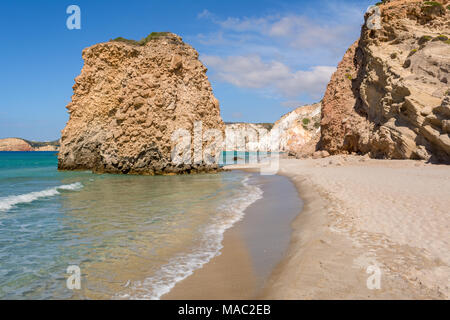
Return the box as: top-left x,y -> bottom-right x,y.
0,182 -> 83,212
116,174 -> 263,300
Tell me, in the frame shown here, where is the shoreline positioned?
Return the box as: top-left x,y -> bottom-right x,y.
163,171 -> 302,299
227,156 -> 449,299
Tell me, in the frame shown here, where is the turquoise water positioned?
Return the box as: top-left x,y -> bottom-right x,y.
0,152 -> 262,299
219,151 -> 275,165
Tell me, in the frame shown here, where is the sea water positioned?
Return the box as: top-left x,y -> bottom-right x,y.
0,152 -> 263,299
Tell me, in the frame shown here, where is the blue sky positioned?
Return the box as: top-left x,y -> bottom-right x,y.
0,0 -> 376,141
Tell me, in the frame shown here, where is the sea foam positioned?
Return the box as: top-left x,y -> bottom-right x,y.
117,174 -> 263,300
0,182 -> 83,212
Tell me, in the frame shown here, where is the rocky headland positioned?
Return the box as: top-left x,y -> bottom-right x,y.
0,138 -> 34,151
320,0 -> 450,162
224,103 -> 321,155
224,122 -> 273,152
0,138 -> 59,151
58,32 -> 224,174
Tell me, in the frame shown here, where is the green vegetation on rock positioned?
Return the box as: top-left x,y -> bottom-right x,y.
256,123 -> 274,131
408,49 -> 418,57
418,35 -> 432,45
435,34 -> 449,41
224,122 -> 274,131
111,37 -> 139,45
302,118 -> 310,126
23,139 -> 60,148
139,32 -> 171,44
421,1 -> 444,14
111,32 -> 171,46
423,1 -> 443,7
421,1 -> 445,16
375,0 -> 388,6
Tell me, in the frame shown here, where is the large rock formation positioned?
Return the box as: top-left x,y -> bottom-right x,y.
58,33 -> 224,174
272,103 -> 322,157
320,0 -> 450,162
0,138 -> 33,151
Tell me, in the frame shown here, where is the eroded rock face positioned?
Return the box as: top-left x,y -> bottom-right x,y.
223,103 -> 321,155
320,0 -> 450,162
58,33 -> 224,174
34,145 -> 59,151
272,103 -> 322,157
225,123 -> 273,152
0,138 -> 33,151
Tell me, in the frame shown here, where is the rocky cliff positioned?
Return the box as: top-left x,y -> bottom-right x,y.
224,103 -> 321,154
225,123 -> 273,151
58,32 -> 224,174
0,138 -> 33,151
0,138 -> 59,151
34,145 -> 59,152
320,0 -> 450,162
272,103 -> 321,157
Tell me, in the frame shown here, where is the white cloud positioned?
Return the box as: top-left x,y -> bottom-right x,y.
280,100 -> 305,108
195,1 -> 367,103
198,9 -> 362,50
198,10 -> 274,33
202,55 -> 289,88
268,15 -> 355,49
201,55 -> 335,99
268,16 -> 295,36
217,16 -> 272,33
197,9 -> 213,19
278,66 -> 336,98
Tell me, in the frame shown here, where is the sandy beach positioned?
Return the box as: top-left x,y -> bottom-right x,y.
163,172 -> 302,299
221,156 -> 450,300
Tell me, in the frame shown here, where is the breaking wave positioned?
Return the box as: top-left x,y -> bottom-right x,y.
0,182 -> 83,212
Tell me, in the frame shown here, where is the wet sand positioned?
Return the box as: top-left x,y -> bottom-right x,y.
228,156 -> 450,299
163,172 -> 302,299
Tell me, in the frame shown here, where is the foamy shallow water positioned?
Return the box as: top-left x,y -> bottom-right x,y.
0,152 -> 262,299
0,182 -> 83,212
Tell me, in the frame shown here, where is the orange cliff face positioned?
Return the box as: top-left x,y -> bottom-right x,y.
58,33 -> 224,175
0,138 -> 34,151
319,0 -> 450,162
